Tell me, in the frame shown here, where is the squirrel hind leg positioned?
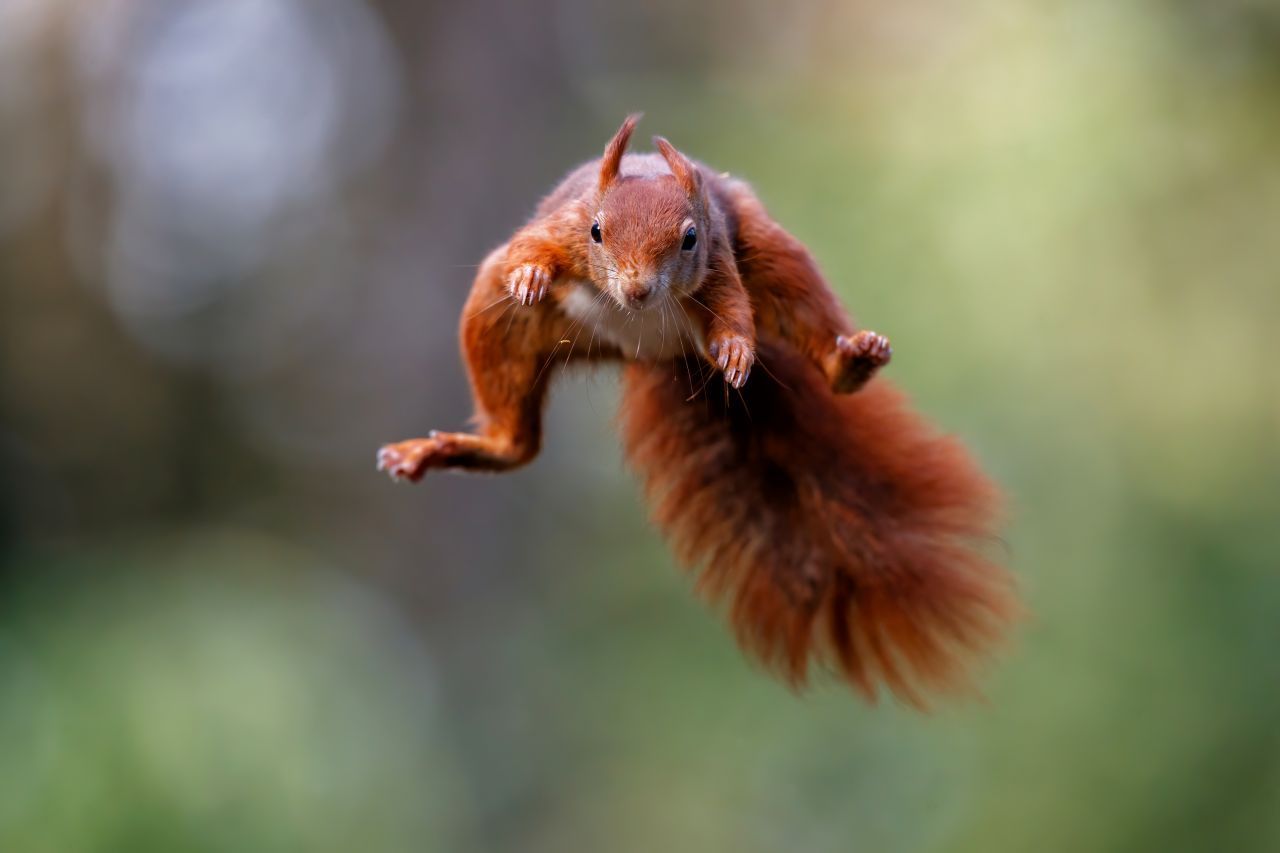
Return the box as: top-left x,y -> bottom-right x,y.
377,246 -> 564,483
377,430 -> 538,480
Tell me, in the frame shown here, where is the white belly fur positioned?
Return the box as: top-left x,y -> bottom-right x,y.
559,283 -> 703,362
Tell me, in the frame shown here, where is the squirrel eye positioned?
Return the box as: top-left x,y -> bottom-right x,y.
590,221 -> 602,243
681,226 -> 697,251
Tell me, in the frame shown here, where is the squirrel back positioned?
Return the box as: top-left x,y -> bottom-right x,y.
620,338 -> 1017,707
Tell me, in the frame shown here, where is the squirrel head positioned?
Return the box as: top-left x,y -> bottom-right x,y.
586,115 -> 710,311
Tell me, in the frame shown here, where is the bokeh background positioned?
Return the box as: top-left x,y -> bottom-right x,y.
2,0 -> 1278,850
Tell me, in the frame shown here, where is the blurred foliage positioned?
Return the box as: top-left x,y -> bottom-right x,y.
0,534 -> 463,853
1,0 -> 1278,851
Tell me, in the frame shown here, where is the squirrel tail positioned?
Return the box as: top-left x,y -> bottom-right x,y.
618,339 -> 1018,707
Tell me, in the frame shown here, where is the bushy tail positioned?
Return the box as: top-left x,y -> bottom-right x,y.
619,339 -> 1018,707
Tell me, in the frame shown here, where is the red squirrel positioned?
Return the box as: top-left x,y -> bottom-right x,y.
378,115 -> 1017,707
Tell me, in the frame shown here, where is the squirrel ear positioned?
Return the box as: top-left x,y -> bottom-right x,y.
654,136 -> 701,197
599,113 -> 641,191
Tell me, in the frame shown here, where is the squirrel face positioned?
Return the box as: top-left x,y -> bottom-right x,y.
586,174 -> 708,310
586,115 -> 710,312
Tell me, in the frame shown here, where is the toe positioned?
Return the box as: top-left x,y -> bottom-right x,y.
377,444 -> 421,481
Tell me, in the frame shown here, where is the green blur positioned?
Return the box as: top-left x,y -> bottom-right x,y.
1,1 -> 1277,851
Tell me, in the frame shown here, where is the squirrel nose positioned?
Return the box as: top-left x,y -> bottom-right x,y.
621,281 -> 652,306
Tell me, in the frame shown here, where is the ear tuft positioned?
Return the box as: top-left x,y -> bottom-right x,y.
599,113 -> 642,191
654,136 -> 701,197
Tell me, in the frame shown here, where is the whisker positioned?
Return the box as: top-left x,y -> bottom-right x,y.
531,335 -> 570,389
684,292 -> 727,328
751,350 -> 792,392
659,297 -> 669,356
671,297 -> 715,402
574,286 -> 614,365
466,293 -> 516,321
503,295 -> 523,335
530,291 -> 608,387
564,289 -> 610,369
733,382 -> 752,421
670,298 -> 701,399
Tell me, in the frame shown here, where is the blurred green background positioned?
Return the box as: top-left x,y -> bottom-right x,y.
2,0 -> 1278,850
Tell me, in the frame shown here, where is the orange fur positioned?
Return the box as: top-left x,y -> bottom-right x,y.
620,341 -> 1017,707
377,117 -> 1018,704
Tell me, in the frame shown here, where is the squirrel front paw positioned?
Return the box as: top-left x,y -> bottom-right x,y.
506,263 -> 553,306
827,330 -> 892,394
709,334 -> 755,389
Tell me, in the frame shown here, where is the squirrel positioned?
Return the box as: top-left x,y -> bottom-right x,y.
378,115 -> 1017,707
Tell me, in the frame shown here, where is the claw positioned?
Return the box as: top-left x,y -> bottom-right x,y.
377,445 -> 411,481
709,333 -> 755,389
507,263 -> 553,306
376,440 -> 431,482
829,330 -> 893,394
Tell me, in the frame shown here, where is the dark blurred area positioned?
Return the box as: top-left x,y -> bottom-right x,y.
2,0 -> 1278,850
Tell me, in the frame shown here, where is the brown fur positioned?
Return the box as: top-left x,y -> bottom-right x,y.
377,117 -> 1018,704
620,341 -> 1017,707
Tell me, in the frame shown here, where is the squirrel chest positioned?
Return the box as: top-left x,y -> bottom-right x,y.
559,281 -> 705,361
